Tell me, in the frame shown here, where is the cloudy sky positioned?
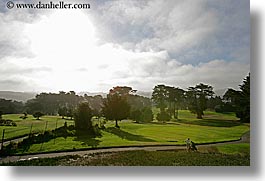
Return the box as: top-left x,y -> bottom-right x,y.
0,0 -> 250,93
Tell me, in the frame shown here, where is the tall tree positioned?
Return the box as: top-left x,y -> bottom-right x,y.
151,85 -> 168,112
102,92 -> 130,128
109,86 -> 136,96
238,74 -> 250,122
223,74 -> 250,122
58,106 -> 67,119
187,83 -> 214,119
165,86 -> 185,119
74,102 -> 94,134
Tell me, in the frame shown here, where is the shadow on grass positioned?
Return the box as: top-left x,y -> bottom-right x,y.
151,122 -> 181,126
74,135 -> 101,148
177,118 -> 242,127
105,127 -> 156,142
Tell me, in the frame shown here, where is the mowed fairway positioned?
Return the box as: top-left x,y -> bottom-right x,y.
0,114 -> 74,140
3,110 -> 250,154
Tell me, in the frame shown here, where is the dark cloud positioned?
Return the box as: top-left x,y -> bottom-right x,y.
90,0 -> 250,64
0,79 -> 30,91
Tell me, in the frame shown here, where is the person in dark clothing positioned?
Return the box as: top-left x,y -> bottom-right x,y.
190,141 -> 197,151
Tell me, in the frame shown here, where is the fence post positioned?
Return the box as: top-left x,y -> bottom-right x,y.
40,121 -> 48,151
29,123 -> 33,136
1,129 -> 5,151
44,121 -> 48,132
54,119 -> 58,144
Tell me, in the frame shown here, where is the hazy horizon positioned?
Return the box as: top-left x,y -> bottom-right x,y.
0,0 -> 250,93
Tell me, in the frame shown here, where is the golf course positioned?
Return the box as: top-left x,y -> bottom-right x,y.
1,110 -> 249,156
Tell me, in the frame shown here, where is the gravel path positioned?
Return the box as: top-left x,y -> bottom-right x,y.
0,131 -> 250,163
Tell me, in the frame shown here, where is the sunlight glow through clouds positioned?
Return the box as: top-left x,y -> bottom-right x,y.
22,10 -> 179,92
0,0 -> 249,93
20,9 -> 249,92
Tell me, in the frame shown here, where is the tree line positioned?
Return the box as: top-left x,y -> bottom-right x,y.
151,74 -> 250,123
0,74 -> 250,133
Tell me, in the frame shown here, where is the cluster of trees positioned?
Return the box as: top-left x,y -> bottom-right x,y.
0,74 -> 250,134
152,83 -> 214,120
0,99 -> 24,114
25,91 -> 82,115
24,91 -> 104,120
152,85 -> 185,120
186,84 -> 214,119
151,74 -> 250,123
102,86 -> 153,127
222,74 -> 250,122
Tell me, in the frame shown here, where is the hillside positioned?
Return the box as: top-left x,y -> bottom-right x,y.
0,91 -> 36,102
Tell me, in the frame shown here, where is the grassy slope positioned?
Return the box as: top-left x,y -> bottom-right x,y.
0,114 -> 74,140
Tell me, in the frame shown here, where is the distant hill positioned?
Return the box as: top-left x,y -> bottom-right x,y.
77,91 -> 152,98
77,92 -> 108,98
0,89 -> 230,102
0,91 -> 36,102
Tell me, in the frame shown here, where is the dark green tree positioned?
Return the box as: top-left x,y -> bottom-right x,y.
102,93 -> 130,128
165,86 -> 185,119
66,107 -> 74,119
0,110 -> 3,120
207,96 -> 223,111
74,102 -> 94,134
142,107 -> 153,123
238,74 -> 250,122
0,99 -> 24,114
156,111 -> 171,123
130,109 -> 143,123
223,74 -> 250,122
151,85 -> 168,112
58,106 -> 67,119
187,83 -> 214,119
33,111 -> 44,120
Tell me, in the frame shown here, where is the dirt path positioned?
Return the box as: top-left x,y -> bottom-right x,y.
0,131 -> 250,164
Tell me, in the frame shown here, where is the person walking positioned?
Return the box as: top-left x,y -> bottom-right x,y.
185,138 -> 191,151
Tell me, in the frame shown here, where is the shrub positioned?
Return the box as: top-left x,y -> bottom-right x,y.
74,102 -> 96,135
156,111 -> 171,123
33,111 -> 44,120
0,119 -> 17,126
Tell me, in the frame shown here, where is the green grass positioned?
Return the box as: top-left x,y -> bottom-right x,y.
16,120 -> 249,154
0,150 -> 250,166
0,114 -> 74,140
215,143 -> 250,156
1,111 -> 250,155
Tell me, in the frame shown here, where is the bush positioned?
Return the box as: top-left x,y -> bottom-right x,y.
130,109 -> 143,123
33,111 -> 44,120
74,102 -> 96,135
156,111 -> 171,123
0,119 -> 17,126
19,116 -> 28,120
130,107 -> 153,123
142,107 -> 153,123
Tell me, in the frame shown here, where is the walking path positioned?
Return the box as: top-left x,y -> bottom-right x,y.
0,131 -> 250,163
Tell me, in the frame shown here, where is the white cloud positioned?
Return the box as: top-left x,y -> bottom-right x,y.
0,0 -> 250,93
91,0 -> 249,64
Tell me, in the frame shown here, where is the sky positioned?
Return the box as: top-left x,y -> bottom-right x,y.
0,0 -> 250,93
